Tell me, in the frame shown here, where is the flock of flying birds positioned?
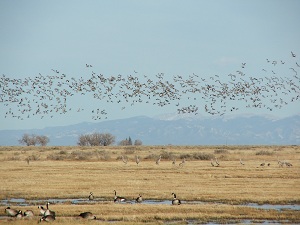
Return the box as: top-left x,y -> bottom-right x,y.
1,52 -> 299,121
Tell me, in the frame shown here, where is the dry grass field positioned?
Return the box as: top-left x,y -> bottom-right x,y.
0,145 -> 299,224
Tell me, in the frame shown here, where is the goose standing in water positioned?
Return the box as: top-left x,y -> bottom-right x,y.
171,193 -> 181,205
89,192 -> 94,200
79,212 -> 96,219
136,194 -> 143,203
114,190 -> 126,202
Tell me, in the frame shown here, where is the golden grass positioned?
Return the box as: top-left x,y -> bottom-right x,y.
0,145 -> 299,224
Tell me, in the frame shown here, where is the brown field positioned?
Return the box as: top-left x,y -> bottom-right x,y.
0,145 -> 299,224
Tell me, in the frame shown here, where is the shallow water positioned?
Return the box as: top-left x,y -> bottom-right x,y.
1,198 -> 299,211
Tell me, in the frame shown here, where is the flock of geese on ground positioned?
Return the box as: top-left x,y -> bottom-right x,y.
4,155 -> 293,222
1,52 -> 299,120
121,154 -> 292,168
5,202 -> 95,222
121,154 -> 186,167
4,191 -> 181,222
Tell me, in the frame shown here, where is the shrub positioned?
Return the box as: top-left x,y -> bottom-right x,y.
95,150 -> 111,161
47,153 -> 67,161
255,150 -> 274,156
71,150 -> 94,160
192,152 -> 214,160
160,150 -> 175,160
214,149 -> 229,154
144,153 -> 159,160
124,147 -> 135,155
179,153 -> 192,159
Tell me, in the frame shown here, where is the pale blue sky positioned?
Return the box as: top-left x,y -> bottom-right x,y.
1,0 -> 299,130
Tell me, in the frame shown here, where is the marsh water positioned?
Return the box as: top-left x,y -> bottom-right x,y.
1,197 -> 299,211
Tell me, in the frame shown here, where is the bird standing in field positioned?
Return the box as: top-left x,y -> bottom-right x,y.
23,210 -> 34,217
135,155 -> 140,166
121,155 -> 128,165
179,158 -> 186,167
5,207 -> 21,217
79,212 -> 96,219
211,159 -> 215,167
39,215 -> 55,222
172,158 -> 176,166
156,155 -> 161,165
215,157 -> 220,167
240,158 -> 245,165
44,202 -> 56,218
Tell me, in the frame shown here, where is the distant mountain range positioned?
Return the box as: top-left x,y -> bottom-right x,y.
0,114 -> 299,146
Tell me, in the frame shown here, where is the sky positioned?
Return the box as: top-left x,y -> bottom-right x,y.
0,0 -> 300,130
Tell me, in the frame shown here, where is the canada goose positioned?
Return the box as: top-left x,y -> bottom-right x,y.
89,192 -> 94,200
16,211 -> 23,219
136,194 -> 143,203
39,215 -> 55,222
260,161 -> 265,167
171,193 -> 181,205
79,212 -> 96,219
38,206 -> 46,216
44,202 -> 56,218
156,155 -> 161,165
23,210 -> 34,217
5,207 -> 21,217
114,190 -> 126,202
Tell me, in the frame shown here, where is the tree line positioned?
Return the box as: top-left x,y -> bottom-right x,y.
77,133 -> 142,146
19,132 -> 142,146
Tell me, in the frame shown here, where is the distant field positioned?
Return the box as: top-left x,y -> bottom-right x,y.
0,145 -> 299,224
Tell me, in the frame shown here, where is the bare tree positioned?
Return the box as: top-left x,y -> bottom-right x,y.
19,134 -> 37,146
36,135 -> 50,146
77,132 -> 115,146
119,139 -> 130,146
134,139 -> 142,146
100,133 -> 115,146
77,134 -> 91,146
